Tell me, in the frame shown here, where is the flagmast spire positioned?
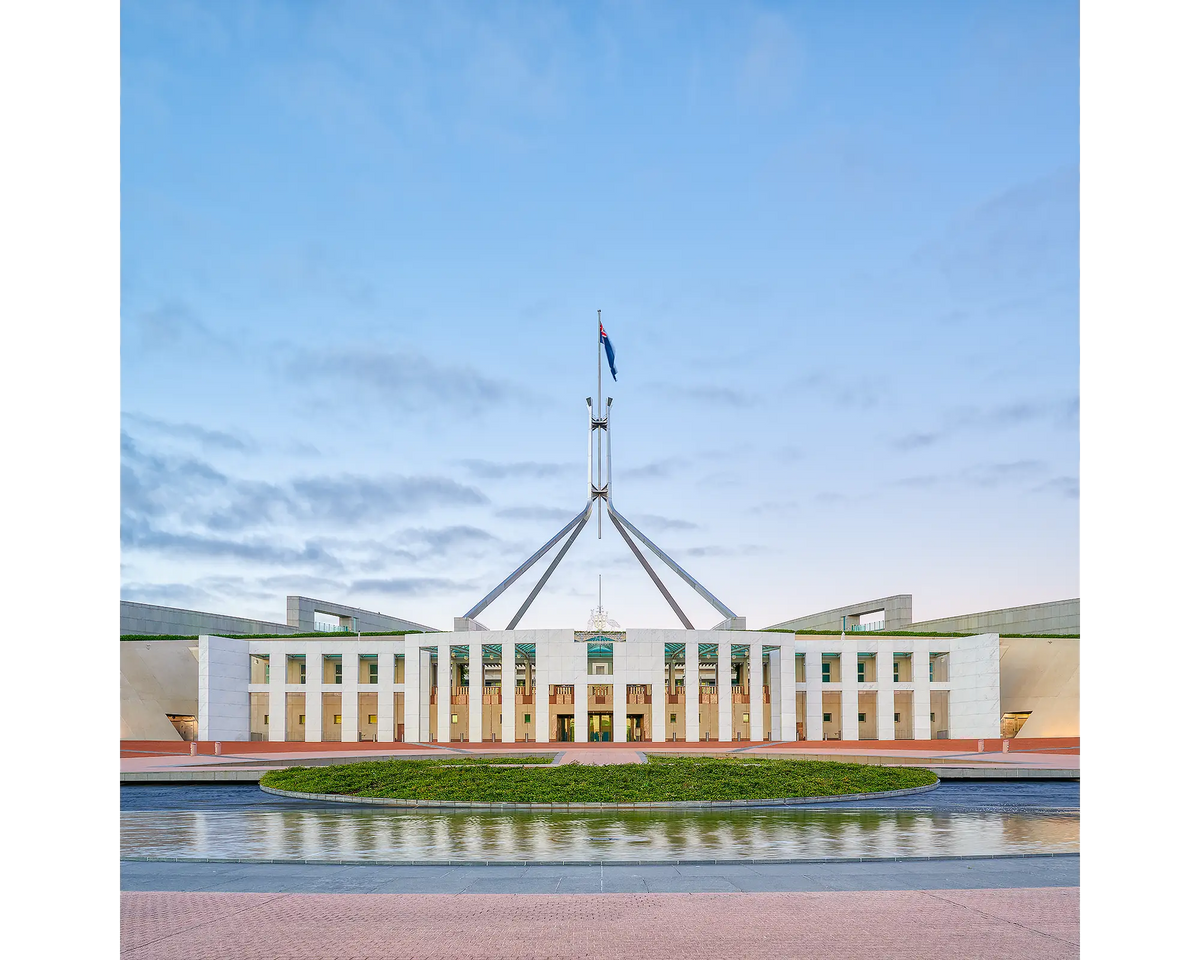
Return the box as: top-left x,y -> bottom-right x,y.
597,309 -> 603,539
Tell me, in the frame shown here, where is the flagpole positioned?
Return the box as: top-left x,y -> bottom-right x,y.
597,309 -> 603,539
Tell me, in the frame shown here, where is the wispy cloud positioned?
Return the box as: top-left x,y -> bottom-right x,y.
890,395 -> 1079,451
496,505 -> 579,523
286,345 -> 536,415
627,513 -> 700,533
122,412 -> 257,453
1032,475 -> 1079,499
460,459 -> 571,480
623,457 -> 689,481
349,576 -> 476,596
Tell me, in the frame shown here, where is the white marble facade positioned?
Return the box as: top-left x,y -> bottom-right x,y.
198,629 -> 1001,743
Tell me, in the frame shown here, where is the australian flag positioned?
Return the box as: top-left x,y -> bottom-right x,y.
600,321 -> 617,381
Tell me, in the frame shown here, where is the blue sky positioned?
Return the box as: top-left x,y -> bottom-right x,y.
120,0 -> 1079,630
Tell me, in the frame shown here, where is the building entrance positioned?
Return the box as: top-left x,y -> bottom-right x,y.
626,714 -> 644,742
556,716 -> 575,741
588,712 -> 613,742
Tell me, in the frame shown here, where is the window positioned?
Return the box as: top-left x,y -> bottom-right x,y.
821,662 -> 830,682
742,713 -> 750,723
368,714 -> 377,724
299,662 -> 306,684
264,665 -> 270,684
369,662 -> 379,684
893,661 -> 899,682
930,662 -> 935,682
670,713 -> 677,723
894,713 -> 900,722
930,712 -> 936,721
334,663 -> 342,684
524,714 -> 531,724
264,714 -> 269,724
299,714 -> 305,724
858,713 -> 866,722
822,713 -> 832,722
451,713 -> 459,723
333,714 -> 342,724
857,662 -> 865,683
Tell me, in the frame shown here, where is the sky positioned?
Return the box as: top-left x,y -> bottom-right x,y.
120,0 -> 1079,632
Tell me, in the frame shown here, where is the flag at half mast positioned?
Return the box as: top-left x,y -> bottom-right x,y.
600,321 -> 617,381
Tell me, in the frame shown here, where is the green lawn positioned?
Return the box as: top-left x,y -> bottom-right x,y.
260,755 -> 936,803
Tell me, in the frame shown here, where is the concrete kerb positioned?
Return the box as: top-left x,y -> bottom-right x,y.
258,779 -> 940,810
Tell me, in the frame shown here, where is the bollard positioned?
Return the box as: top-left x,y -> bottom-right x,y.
977,739 -> 985,753
1002,739 -> 1010,754
190,742 -> 198,756
214,741 -> 221,755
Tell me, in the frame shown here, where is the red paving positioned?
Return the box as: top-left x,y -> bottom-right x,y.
120,889 -> 1079,959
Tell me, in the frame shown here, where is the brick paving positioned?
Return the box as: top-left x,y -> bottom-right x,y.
121,888 -> 1079,959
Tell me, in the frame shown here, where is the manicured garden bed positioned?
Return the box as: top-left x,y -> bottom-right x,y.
260,755 -> 937,804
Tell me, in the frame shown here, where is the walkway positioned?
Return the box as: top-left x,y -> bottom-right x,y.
120,737 -> 1080,782
121,887 -> 1080,959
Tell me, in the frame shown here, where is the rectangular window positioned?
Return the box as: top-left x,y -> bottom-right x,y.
299,714 -> 305,724
334,663 -> 342,684
893,662 -> 899,682
670,713 -> 677,723
821,662 -> 830,682
451,713 -> 459,723
264,714 -> 269,724
368,714 -> 377,724
823,713 -> 832,722
931,712 -> 936,721
369,663 -> 379,684
930,662 -> 935,682
742,713 -> 750,723
333,714 -> 342,724
858,713 -> 866,722
264,665 -> 270,684
299,662 -> 306,684
857,662 -> 865,682
894,713 -> 900,722
524,714 -> 531,723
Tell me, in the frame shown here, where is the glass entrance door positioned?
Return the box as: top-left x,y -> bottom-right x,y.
556,716 -> 575,742
626,714 -> 643,742
588,713 -> 613,742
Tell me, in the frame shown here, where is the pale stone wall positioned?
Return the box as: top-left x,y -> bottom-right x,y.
999,637 -> 1080,736
120,638 -> 200,740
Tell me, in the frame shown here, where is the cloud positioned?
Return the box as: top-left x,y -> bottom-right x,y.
792,372 -> 883,410
627,514 -> 700,533
917,165 -> 1079,301
496,505 -> 580,523
287,346 -> 535,415
623,457 -> 689,481
460,459 -> 571,480
122,412 -> 257,453
289,474 -> 488,525
121,514 -> 346,571
349,576 -> 476,596
128,300 -> 231,353
1032,476 -> 1079,499
891,395 -> 1079,451
650,383 -> 757,408
961,460 -> 1046,488
737,11 -> 802,113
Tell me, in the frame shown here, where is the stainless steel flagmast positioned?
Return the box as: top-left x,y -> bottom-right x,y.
456,310 -> 742,632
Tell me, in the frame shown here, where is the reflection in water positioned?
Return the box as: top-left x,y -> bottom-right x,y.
122,806 -> 1078,862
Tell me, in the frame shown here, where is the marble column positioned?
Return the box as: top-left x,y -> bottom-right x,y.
779,640 -> 797,741
840,645 -> 859,741
268,649 -> 286,742
717,641 -> 733,741
501,639 -> 516,743
684,640 -> 700,742
376,649 -> 395,742
437,640 -> 452,743
749,639 -> 764,741
468,638 -> 483,743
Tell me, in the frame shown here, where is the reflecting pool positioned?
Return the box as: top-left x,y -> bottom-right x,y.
121,783 -> 1078,862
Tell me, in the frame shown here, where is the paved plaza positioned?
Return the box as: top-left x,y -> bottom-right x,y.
120,888 -> 1080,959
121,740 -> 1080,956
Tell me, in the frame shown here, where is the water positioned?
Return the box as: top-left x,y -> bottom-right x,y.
121,783 -> 1078,862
